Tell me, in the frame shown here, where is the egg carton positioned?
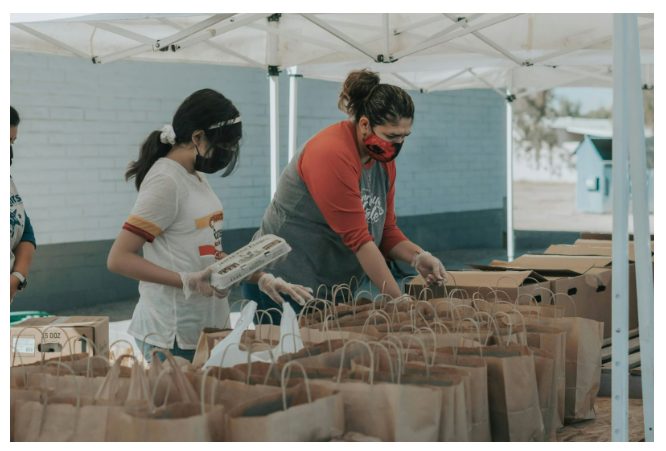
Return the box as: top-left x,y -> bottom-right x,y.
209,234 -> 291,291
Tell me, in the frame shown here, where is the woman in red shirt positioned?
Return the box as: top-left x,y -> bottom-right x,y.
244,70 -> 447,322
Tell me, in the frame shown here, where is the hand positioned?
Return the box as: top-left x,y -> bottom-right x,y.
10,274 -> 20,301
180,267 -> 227,299
258,273 -> 314,306
413,251 -> 448,286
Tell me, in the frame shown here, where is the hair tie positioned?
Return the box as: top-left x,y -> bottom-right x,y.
160,124 -> 176,145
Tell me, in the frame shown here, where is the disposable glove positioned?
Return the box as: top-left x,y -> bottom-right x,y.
258,273 -> 314,306
180,267 -> 228,299
412,251 -> 448,286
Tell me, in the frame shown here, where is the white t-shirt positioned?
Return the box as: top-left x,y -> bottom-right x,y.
125,158 -> 230,349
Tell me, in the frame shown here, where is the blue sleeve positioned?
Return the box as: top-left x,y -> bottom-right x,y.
19,211 -> 36,249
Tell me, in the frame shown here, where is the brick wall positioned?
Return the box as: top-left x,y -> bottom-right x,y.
10,51 -> 507,311
11,51 -> 506,246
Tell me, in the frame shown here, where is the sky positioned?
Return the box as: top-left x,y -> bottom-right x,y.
552,87 -> 613,115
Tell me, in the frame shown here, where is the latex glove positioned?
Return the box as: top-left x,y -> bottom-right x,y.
258,273 -> 314,306
412,251 -> 448,286
180,267 -> 227,299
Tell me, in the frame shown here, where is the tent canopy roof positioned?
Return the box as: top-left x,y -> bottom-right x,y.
10,13 -> 654,92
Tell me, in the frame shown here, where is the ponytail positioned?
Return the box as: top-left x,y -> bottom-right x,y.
338,69 -> 414,127
125,130 -> 172,190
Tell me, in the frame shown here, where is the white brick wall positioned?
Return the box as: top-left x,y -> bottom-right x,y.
11,51 -> 506,245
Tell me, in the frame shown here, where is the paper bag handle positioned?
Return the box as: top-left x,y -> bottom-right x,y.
362,310 -> 393,335
457,318 -> 484,358
403,334 -> 431,379
281,360 -> 313,411
337,339 -> 374,385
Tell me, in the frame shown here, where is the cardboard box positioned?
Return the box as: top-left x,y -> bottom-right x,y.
10,316 -> 109,365
544,244 -> 639,262
580,232 -> 654,241
406,270 -> 552,305
574,239 -> 654,252
469,254 -> 638,339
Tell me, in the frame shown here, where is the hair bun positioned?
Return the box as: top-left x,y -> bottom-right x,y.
338,69 -> 381,117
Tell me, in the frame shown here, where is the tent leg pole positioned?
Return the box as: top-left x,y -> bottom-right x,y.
626,13 -> 654,443
288,73 -> 301,162
269,75 -> 279,199
611,13 -> 630,443
506,92 -> 514,261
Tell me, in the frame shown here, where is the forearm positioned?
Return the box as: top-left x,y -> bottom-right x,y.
356,241 -> 401,299
108,252 -> 183,289
387,240 -> 423,265
12,241 -> 35,276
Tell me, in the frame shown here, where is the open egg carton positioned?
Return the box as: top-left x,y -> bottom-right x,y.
209,234 -> 291,291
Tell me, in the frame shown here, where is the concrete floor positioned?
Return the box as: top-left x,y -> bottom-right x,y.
514,181 -> 654,233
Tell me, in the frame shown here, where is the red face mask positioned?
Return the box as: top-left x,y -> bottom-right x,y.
363,130 -> 403,163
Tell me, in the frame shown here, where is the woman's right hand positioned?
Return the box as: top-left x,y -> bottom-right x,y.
180,267 -> 227,299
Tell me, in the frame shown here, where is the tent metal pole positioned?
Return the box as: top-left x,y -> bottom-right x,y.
270,75 -> 279,197
422,68 -> 471,92
506,90 -> 514,261
85,21 -> 155,45
611,13 -> 630,442
393,14 -> 445,35
12,24 -> 89,59
390,13 -> 521,61
626,13 -> 654,442
469,69 -> 509,99
555,66 -> 613,83
92,44 -> 151,64
390,73 -> 419,91
175,13 -> 273,51
284,33 -> 383,67
288,71 -> 301,162
153,13 -> 235,50
527,21 -> 654,66
382,14 -> 390,60
249,22 -> 361,54
301,14 -> 379,61
268,17 -> 280,199
443,13 -> 522,65
159,17 -> 264,67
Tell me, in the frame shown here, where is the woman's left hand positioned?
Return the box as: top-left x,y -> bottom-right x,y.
258,273 -> 314,306
413,251 -> 448,286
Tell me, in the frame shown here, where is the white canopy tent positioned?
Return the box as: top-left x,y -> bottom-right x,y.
10,13 -> 653,441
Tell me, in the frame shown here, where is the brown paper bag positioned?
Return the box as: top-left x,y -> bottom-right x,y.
530,348 -> 558,441
115,402 -> 225,441
351,355 -> 470,442
315,378 -> 441,441
525,325 -> 566,428
454,346 -> 544,442
523,316 -> 603,423
227,380 -> 344,441
424,353 -> 491,442
189,371 -> 282,411
148,349 -> 199,406
13,400 -> 121,441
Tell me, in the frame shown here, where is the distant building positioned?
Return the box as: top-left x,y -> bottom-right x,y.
575,136 -> 654,213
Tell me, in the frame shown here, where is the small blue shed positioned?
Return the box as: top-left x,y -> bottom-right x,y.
576,136 -> 654,213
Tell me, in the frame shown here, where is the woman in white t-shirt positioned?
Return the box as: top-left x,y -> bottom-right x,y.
108,89 -> 313,363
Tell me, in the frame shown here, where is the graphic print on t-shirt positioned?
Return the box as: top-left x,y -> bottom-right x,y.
195,210 -> 224,260
361,188 -> 385,225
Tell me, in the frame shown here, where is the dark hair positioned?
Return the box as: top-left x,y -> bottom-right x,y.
126,89 -> 242,190
10,106 -> 20,127
338,69 -> 415,127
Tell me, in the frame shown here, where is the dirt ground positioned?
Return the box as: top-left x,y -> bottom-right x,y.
514,182 -> 654,233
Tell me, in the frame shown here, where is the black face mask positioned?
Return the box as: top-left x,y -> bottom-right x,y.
194,145 -> 233,174
10,145 -> 13,166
